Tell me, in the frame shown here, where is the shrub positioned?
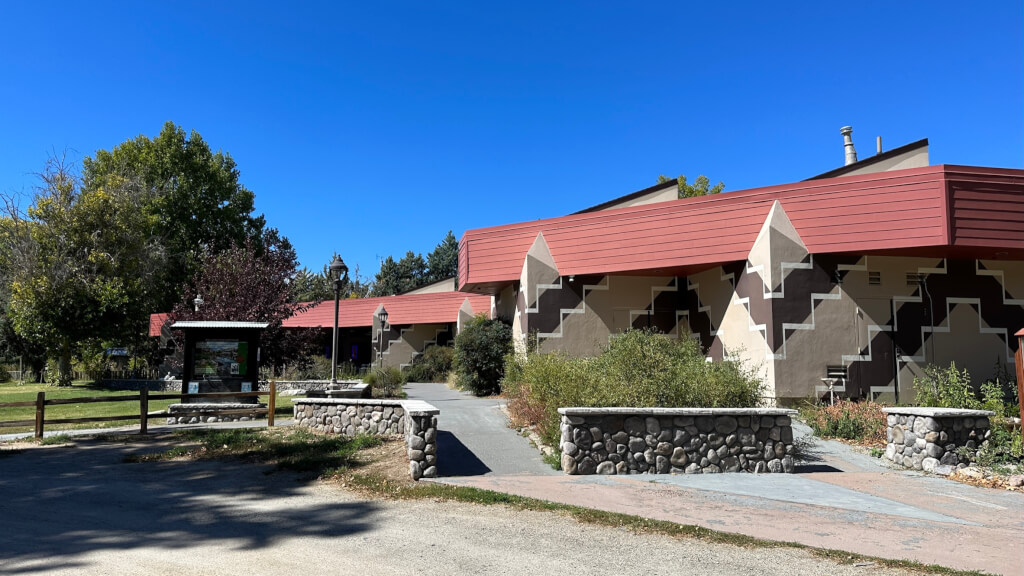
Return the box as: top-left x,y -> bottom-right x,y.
406,345 -> 454,383
364,366 -> 406,398
913,362 -> 977,409
503,329 -> 764,445
453,315 -> 513,396
800,400 -> 886,445
913,362 -> 1022,465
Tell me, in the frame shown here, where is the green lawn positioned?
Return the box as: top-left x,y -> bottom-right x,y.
0,381 -> 297,436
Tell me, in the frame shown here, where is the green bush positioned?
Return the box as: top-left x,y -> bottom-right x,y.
406,345 -> 454,383
504,329 -> 764,445
364,366 -> 406,398
913,362 -> 1022,465
453,315 -> 513,396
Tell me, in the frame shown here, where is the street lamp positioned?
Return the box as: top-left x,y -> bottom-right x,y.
193,294 -> 204,312
328,256 -> 349,387
378,307 -> 389,368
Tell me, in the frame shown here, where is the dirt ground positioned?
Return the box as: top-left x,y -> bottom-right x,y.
0,435 -> 950,576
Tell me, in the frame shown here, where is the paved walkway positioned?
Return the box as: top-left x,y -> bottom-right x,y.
5,387 -> 1022,574
430,421 -> 1024,575
404,382 -> 554,476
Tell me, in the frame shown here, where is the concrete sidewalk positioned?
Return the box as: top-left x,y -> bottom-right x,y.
403,382 -> 555,476
430,431 -> 1024,575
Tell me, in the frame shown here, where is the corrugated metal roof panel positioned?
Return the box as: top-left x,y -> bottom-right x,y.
459,165 -> 1024,292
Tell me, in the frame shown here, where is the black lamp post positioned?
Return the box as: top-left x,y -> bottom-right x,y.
377,309 -> 388,370
329,256 -> 348,386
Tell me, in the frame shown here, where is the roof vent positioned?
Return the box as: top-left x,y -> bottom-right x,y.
840,126 -> 858,166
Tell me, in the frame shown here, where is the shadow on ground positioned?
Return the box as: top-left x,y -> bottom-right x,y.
436,431 -> 491,477
0,437 -> 378,575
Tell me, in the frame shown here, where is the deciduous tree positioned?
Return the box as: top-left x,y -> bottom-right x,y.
82,122 -> 269,311
1,156 -> 164,384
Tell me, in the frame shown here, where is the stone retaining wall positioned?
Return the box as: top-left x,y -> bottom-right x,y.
103,379 -> 182,391
882,407 -> 994,474
558,408 -> 799,475
293,398 -> 439,480
100,379 -> 358,392
166,403 -> 267,424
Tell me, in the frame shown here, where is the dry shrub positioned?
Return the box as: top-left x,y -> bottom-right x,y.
801,400 -> 887,446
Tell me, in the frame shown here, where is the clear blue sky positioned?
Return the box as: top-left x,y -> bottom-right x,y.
2,2 -> 1021,278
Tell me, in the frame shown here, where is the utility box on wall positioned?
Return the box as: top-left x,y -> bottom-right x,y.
171,321 -> 268,404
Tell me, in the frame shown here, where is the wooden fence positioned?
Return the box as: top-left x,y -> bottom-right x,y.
0,382 -> 277,438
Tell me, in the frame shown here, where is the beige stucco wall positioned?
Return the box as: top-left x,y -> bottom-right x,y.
404,278 -> 456,295
840,146 -> 929,177
376,322 -> 452,369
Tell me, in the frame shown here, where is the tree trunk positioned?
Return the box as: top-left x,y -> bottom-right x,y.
57,339 -> 73,387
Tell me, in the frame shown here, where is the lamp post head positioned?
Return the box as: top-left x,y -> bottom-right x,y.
329,256 -> 349,282
378,309 -> 388,325
193,294 -> 204,312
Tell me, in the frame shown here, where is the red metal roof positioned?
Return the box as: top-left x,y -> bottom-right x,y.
459,165 -> 1024,293
149,292 -> 491,336
149,313 -> 169,337
282,291 -> 491,329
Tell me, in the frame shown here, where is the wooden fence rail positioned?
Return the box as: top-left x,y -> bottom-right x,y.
0,382 -> 277,438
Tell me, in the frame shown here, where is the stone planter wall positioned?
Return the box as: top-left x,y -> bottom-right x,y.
292,398 -> 439,481
166,403 -> 267,424
103,379 -> 182,392
882,407 -> 994,474
558,408 -> 799,475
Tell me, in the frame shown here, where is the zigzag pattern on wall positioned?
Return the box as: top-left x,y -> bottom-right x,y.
536,277 -> 609,340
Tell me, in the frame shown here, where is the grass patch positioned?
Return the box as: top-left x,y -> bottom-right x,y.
0,380 -> 300,434
38,434 -> 73,446
343,472 -> 983,576
541,450 -> 561,470
124,428 -> 383,475
0,381 -> 177,434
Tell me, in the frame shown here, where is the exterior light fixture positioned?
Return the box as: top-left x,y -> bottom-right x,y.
328,256 -> 348,386
193,295 -> 204,312
377,309 -> 389,370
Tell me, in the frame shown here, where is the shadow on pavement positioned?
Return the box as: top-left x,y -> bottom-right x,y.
0,438 -> 378,574
436,431 -> 491,477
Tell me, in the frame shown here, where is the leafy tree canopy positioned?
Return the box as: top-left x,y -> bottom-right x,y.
82,121 -> 273,311
168,238 -> 313,368
657,174 -> 724,198
1,156 -> 164,384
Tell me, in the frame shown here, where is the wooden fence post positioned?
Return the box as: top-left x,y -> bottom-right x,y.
139,387 -> 149,435
268,381 -> 276,428
34,391 -> 45,439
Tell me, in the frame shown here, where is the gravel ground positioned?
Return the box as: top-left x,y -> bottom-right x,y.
0,439 -> 936,576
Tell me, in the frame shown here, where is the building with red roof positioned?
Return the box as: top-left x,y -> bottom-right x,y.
457,134 -> 1024,403
152,287 -> 491,371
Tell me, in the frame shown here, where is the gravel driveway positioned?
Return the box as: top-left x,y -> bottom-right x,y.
0,438 -> 933,576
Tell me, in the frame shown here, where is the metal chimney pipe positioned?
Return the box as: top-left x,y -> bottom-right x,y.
841,126 -> 858,166
877,136 -> 883,155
